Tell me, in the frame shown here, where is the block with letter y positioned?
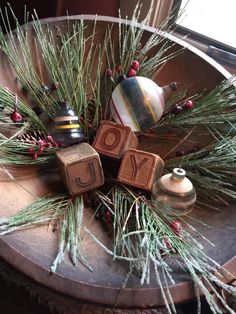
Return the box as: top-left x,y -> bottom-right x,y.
117,148 -> 164,191
56,143 -> 104,195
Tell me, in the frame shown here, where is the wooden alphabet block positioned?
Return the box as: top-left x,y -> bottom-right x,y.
92,121 -> 138,159
117,148 -> 164,191
56,143 -> 104,195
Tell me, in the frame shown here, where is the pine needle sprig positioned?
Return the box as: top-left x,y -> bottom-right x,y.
33,17 -> 107,139
104,3 -> 183,84
0,195 -> 68,235
0,139 -> 58,165
95,186 -> 236,314
51,195 -> 92,273
0,7 -> 58,116
0,86 -> 46,131
166,136 -> 236,205
159,76 -> 236,131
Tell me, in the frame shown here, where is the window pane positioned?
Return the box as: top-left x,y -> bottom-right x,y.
176,0 -> 236,49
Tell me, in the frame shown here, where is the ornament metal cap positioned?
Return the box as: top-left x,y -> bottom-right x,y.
171,168 -> 186,180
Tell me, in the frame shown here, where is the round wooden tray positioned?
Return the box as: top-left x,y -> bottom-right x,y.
0,15 -> 235,311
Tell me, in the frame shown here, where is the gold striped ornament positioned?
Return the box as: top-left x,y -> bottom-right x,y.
51,102 -> 85,146
110,76 -> 177,132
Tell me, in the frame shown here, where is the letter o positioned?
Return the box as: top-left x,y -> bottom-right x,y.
100,128 -> 121,150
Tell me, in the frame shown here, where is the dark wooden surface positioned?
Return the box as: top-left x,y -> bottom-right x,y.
0,15 -> 235,312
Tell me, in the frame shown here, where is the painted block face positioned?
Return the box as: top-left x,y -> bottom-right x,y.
117,148 -> 164,191
92,121 -> 138,159
56,143 -> 104,195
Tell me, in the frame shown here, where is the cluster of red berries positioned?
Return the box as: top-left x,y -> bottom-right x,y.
127,60 -> 140,78
106,60 -> 140,84
26,135 -> 59,160
171,99 -> 194,115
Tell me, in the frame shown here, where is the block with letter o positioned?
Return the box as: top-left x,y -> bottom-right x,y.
92,121 -> 138,159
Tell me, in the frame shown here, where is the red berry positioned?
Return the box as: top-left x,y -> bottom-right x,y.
27,147 -> 35,153
105,210 -> 112,219
171,105 -> 183,115
47,135 -> 58,147
184,100 -> 194,109
127,68 -> 136,77
38,146 -> 44,153
10,110 -> 22,123
106,68 -> 112,77
131,60 -> 140,71
170,220 -> 182,234
95,211 -> 101,219
33,153 -> 38,160
80,116 -> 85,123
37,140 -> 46,147
175,148 -> 185,157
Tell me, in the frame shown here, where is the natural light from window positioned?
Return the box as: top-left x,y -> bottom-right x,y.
176,0 -> 236,50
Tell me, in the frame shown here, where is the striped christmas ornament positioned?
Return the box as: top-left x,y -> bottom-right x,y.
110,76 -> 177,132
52,102 -> 85,146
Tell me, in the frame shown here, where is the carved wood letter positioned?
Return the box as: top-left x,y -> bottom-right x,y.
56,143 -> 104,195
92,121 -> 138,159
118,148 -> 165,191
75,161 -> 96,187
130,155 -> 148,180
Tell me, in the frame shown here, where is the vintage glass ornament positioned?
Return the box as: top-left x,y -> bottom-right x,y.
152,168 -> 196,216
110,76 -> 177,132
51,102 -> 85,146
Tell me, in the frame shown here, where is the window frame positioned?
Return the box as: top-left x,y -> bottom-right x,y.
171,0 -> 236,65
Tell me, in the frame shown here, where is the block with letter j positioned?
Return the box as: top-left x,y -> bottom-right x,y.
56,143 -> 104,195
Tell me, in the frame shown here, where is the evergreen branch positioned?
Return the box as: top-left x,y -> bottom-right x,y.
0,139 -> 58,165
0,8 -> 58,116
94,186 -> 235,314
159,76 -> 236,132
51,195 -> 93,273
0,86 -> 46,131
166,136 -> 236,204
0,195 -> 68,235
32,16 -> 108,140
